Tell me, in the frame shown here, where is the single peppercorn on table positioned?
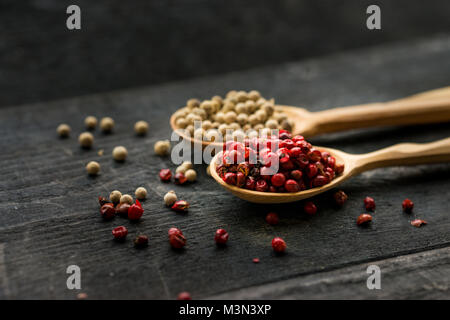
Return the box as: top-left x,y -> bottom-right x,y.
0,36 -> 450,299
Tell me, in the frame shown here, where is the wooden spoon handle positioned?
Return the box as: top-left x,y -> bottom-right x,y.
394,86 -> 450,102
352,137 -> 450,174
306,92 -> 450,137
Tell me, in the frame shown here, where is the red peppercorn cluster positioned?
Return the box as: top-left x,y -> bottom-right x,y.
159,168 -> 193,186
216,130 -> 344,193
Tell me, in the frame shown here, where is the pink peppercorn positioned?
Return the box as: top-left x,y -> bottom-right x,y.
236,172 -> 246,187
112,226 -> 128,240
357,213 -> 372,225
245,177 -> 256,190
312,175 -> 328,187
214,229 -> 229,245
284,179 -> 300,192
128,199 -> 144,220
252,258 -> 260,263
265,212 -> 279,225
159,168 -> 172,182
223,172 -> 237,185
174,172 -> 187,185
255,179 -> 269,192
271,173 -> 286,187
271,237 -> 287,253
304,201 -> 317,215
402,198 -> 414,213
333,190 -> 348,207
171,200 -> 189,212
177,292 -> 192,300
168,227 -> 186,249
134,234 -> 148,247
100,203 -> 116,219
364,197 -> 376,211
410,219 -> 426,227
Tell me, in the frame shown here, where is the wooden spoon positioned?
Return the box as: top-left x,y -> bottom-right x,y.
170,87 -> 450,148
210,137 -> 450,203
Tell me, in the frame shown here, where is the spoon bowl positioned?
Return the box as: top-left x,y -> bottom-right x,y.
210,138 -> 450,204
210,147 -> 352,204
170,87 -> 450,148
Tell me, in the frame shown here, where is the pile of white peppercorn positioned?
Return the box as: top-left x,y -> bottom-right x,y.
172,90 -> 293,140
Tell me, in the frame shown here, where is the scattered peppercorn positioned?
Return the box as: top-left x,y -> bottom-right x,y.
177,292 -> 192,300
185,169 -> 197,182
135,187 -> 147,200
128,199 -> 144,220
78,132 -> 94,148
159,168 -> 172,182
168,228 -> 186,249
171,200 -> 189,212
112,146 -> 128,162
333,190 -> 348,207
356,213 -> 372,226
100,203 -> 115,219
271,237 -> 287,253
86,161 -> 100,175
112,226 -> 128,240
410,219 -> 427,227
119,194 -> 133,205
252,258 -> 260,264
134,120 -> 149,136
214,229 -> 229,245
100,117 -> 114,133
164,191 -> 177,206
57,124 -> 71,138
304,201 -> 317,215
98,196 -> 109,206
174,172 -> 188,185
134,234 -> 148,247
154,140 -> 171,156
115,203 -> 130,216
364,197 -> 376,211
84,116 -> 98,130
109,190 -> 122,204
265,212 -> 279,225
402,198 -> 414,213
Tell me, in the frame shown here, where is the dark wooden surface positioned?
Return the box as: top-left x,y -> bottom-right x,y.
0,36 -> 449,299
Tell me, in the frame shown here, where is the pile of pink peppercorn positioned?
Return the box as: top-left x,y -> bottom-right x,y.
216,130 -> 344,192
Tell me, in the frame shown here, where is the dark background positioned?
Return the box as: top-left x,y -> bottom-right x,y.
1,0 -> 450,108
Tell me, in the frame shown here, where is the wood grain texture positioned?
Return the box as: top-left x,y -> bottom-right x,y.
0,37 -> 449,299
208,247 -> 450,299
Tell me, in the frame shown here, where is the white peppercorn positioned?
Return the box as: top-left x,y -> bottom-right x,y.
100,117 -> 114,133
187,98 -> 200,109
235,103 -> 246,114
201,120 -> 213,130
84,116 -> 98,130
230,122 -> 241,131
176,165 -> 187,174
182,161 -> 193,169
192,108 -> 207,120
110,190 -> 122,203
164,191 -> 177,207
245,100 -> 256,113
57,124 -> 71,138
232,130 -> 245,141
226,90 -> 237,98
134,121 -> 149,135
200,101 -> 214,115
215,112 -> 225,123
112,146 -> 128,161
120,194 -> 133,205
176,118 -> 188,129
185,125 -> 194,136
154,140 -> 171,156
78,132 -> 94,148
248,90 -> 261,101
236,91 -> 248,102
135,187 -> 147,200
237,113 -> 248,126
185,169 -> 197,182
248,114 -> 259,126
194,128 -> 205,140
86,161 -> 100,175
224,111 -> 237,124
265,119 -> 278,129
205,129 -> 219,142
